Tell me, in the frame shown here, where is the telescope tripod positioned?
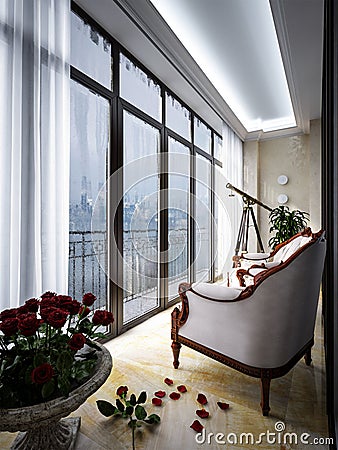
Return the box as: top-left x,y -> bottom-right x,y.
233,200 -> 265,267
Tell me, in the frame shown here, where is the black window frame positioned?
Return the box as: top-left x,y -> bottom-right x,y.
70,2 -> 223,338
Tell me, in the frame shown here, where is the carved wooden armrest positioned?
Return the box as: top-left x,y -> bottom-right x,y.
236,269 -> 249,287
236,264 -> 267,287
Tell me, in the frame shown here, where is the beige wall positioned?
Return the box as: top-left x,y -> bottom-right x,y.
243,119 -> 321,251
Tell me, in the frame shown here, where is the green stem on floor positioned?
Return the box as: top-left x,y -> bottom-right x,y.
132,425 -> 135,450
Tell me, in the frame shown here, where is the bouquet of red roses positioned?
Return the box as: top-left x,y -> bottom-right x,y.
0,292 -> 113,408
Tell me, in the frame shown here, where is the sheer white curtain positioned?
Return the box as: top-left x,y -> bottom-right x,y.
0,0 -> 70,309
216,121 -> 243,275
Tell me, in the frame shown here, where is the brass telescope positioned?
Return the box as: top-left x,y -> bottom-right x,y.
226,183 -> 272,212
226,183 -> 273,262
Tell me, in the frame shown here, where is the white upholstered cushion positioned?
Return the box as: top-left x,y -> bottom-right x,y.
241,252 -> 270,261
191,283 -> 243,301
274,235 -> 311,263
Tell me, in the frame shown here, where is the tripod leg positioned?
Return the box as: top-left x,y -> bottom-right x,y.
234,209 -> 247,256
233,208 -> 247,267
243,207 -> 250,252
249,207 -> 265,252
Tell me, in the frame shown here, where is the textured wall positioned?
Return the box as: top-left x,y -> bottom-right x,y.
243,119 -> 321,251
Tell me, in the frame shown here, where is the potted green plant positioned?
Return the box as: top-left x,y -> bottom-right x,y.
268,205 -> 309,250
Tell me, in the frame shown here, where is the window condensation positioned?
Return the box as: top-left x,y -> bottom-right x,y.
168,137 -> 190,299
120,53 -> 162,122
195,154 -> 212,282
123,111 -> 160,323
194,118 -> 212,154
166,93 -> 191,141
69,79 -> 109,310
71,11 -> 112,89
214,134 -> 223,162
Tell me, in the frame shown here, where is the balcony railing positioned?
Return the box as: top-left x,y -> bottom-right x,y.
69,231 -> 107,309
68,228 -> 207,320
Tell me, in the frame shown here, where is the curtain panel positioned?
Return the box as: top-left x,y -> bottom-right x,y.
217,122 -> 243,275
0,0 -> 70,308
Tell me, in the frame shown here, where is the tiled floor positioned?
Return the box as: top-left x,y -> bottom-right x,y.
0,302 -> 330,449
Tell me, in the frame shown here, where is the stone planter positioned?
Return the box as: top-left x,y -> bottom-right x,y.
0,344 -> 112,450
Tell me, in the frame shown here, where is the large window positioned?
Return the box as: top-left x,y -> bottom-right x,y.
123,111 -> 160,323
166,93 -> 191,141
120,53 -> 162,122
69,79 -> 110,309
70,6 -> 230,336
168,137 -> 190,299
195,154 -> 212,282
71,11 -> 112,89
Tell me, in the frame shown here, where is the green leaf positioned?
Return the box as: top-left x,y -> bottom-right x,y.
96,400 -> 117,417
90,332 -> 107,339
41,378 -> 55,399
78,318 -> 92,334
116,398 -> 125,412
135,405 -> 147,420
125,405 -> 134,416
56,351 -> 74,371
144,414 -> 161,424
129,393 -> 136,406
137,391 -> 147,404
24,365 -> 34,384
33,353 -> 45,368
58,376 -> 71,396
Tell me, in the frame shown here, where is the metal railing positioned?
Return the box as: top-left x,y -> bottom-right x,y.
68,231 -> 107,309
68,228 -> 208,317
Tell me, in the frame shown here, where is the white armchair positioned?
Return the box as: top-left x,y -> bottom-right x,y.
235,227 -> 314,287
171,229 -> 326,415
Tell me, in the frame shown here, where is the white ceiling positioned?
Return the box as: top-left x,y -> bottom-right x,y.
149,0 -> 296,133
75,0 -> 324,140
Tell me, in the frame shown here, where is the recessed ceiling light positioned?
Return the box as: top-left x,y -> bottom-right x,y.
150,0 -> 296,133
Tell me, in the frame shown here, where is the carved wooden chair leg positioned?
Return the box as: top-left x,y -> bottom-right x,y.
304,347 -> 312,366
260,375 -> 271,416
171,341 -> 181,369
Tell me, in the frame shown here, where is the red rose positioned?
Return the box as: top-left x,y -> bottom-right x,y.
41,291 -> 57,299
31,363 -> 54,384
92,310 -> 114,326
40,306 -> 57,321
79,305 -> 90,317
56,296 -> 80,315
55,295 -> 72,308
68,300 -> 81,315
55,295 -> 72,304
47,308 -> 68,328
17,305 -> 29,316
24,298 -> 39,312
0,318 -> 18,336
82,293 -> 96,306
116,386 -> 128,397
0,308 -> 18,321
68,333 -> 86,351
18,313 -> 41,336
40,296 -> 57,310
